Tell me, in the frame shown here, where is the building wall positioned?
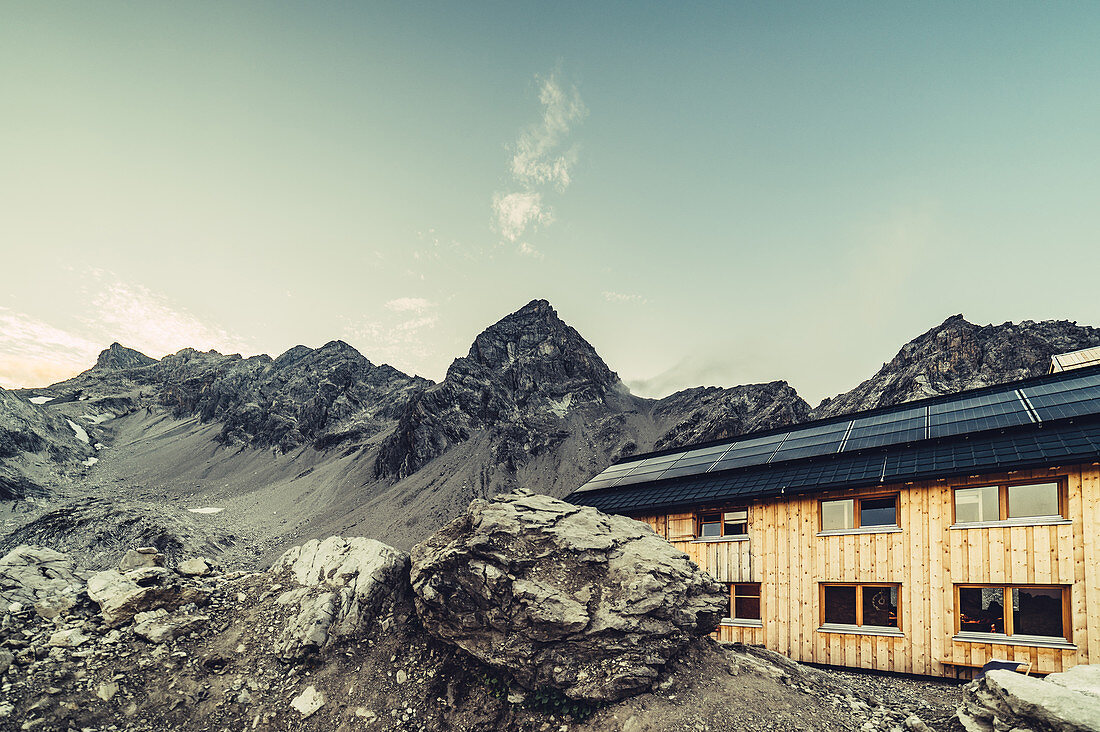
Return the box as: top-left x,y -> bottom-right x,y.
635,462 -> 1100,677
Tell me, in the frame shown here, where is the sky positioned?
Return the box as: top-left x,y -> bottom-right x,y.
2,2 -> 1098,404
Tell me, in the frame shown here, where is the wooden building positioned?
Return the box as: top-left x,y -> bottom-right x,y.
565,364 -> 1100,678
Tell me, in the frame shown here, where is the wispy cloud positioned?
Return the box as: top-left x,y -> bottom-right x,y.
492,70 -> 587,252
510,74 -> 588,190
0,273 -> 252,388
0,308 -> 101,389
385,297 -> 434,313
603,291 -> 647,305
83,279 -> 252,357
492,192 -> 552,243
342,299 -> 440,375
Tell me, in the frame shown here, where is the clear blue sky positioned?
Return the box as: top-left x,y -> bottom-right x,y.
2,2 -> 1098,403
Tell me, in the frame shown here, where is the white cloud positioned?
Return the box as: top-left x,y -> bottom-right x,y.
510,73 -> 588,190
518,242 -> 543,259
83,280 -> 252,357
492,70 -> 586,252
0,273 -> 253,388
493,192 -> 552,243
385,297 -> 434,313
342,300 -> 440,374
0,308 -> 101,388
602,291 -> 647,305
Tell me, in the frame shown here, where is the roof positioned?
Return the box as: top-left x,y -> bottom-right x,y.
565,364 -> 1100,514
1050,346 -> 1100,373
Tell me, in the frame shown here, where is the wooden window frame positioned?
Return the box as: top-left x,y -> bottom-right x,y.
726,582 -> 762,622
818,493 -> 900,532
695,506 -> 749,538
951,477 -> 1068,525
819,582 -> 902,630
954,584 -> 1072,641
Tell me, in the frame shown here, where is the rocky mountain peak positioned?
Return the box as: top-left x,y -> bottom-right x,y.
450,299 -> 621,402
813,315 -> 1100,417
93,343 -> 156,372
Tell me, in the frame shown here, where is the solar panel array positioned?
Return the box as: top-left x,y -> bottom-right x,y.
571,417 -> 1100,513
574,368 -> 1100,494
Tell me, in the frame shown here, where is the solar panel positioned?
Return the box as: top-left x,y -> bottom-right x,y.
928,388 -> 1031,438
1022,371 -> 1100,421
843,406 -> 926,451
708,432 -> 789,471
575,366 -> 1100,496
768,421 -> 849,462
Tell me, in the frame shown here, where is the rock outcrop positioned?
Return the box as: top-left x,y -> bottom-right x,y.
0,545 -> 87,613
410,490 -> 728,701
270,536 -> 412,660
957,666 -> 1100,731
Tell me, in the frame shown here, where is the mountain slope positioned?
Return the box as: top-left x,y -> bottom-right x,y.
814,315 -> 1100,417
0,386 -> 94,499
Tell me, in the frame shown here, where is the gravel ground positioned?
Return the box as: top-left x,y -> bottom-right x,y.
820,665 -> 966,731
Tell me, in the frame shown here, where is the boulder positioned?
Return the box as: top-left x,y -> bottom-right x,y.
0,545 -> 86,611
958,667 -> 1100,731
132,608 -> 209,643
118,547 -> 165,572
270,536 -> 412,661
176,557 -> 211,577
410,490 -> 727,702
86,566 -> 209,627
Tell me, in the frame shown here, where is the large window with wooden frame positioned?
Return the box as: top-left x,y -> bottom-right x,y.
697,509 -> 748,538
956,585 -> 1070,642
953,480 -> 1066,525
723,582 -> 761,624
819,495 -> 898,532
819,583 -> 899,630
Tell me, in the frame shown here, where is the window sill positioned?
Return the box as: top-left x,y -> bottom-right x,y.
952,633 -> 1076,650
817,624 -> 904,638
720,619 -> 763,628
690,535 -> 750,543
816,526 -> 902,537
949,518 -> 1072,530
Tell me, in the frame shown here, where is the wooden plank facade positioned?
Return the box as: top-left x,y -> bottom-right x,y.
634,462 -> 1100,677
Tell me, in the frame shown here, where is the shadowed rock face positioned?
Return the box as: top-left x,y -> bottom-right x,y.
94,343 -> 157,372
409,490 -> 728,702
0,386 -> 92,499
374,299 -> 629,479
814,315 -> 1100,417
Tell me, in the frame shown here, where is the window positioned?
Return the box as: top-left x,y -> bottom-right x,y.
723,583 -> 761,622
820,495 -> 898,532
820,584 -> 899,629
957,585 -> 1069,641
953,481 -> 1064,524
698,509 -> 748,538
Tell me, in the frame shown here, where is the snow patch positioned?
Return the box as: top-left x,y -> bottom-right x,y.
81,413 -> 112,425
187,507 -> 224,515
28,396 -> 54,405
547,394 -> 572,417
66,419 -> 89,444
82,457 -> 99,467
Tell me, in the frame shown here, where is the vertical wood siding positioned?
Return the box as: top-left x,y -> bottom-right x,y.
638,463 -> 1100,677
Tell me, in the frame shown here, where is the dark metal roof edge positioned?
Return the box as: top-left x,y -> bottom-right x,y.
565,418 -> 1100,511
609,362 -> 1100,467
570,451 -> 1100,516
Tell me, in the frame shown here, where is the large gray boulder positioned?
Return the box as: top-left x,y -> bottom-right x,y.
958,666 -> 1100,731
86,566 -> 209,627
0,545 -> 87,615
410,490 -> 727,702
270,536 -> 412,661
